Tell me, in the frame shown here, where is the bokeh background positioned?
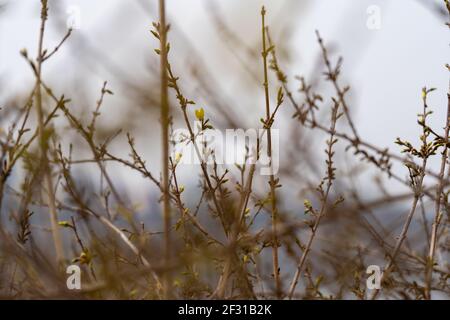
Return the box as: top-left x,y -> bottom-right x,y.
1,0 -> 448,203
0,0 -> 449,299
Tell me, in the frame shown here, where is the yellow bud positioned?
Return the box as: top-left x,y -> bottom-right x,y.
79,250 -> 92,265
304,199 -> 312,209
195,108 -> 205,121
58,221 -> 72,228
421,91 -> 426,99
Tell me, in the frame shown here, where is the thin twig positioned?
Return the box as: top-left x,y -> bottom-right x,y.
261,6 -> 281,297
426,84 -> 450,299
34,0 -> 64,267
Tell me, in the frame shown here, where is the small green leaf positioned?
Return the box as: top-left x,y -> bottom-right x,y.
58,221 -> 73,228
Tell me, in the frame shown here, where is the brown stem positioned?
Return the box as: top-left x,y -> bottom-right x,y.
370,93 -> 431,300
261,7 -> 281,297
158,0 -> 172,299
426,86 -> 450,299
35,0 -> 64,267
287,99 -> 340,299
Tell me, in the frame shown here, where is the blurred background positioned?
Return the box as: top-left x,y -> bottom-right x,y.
0,0 -> 449,298
1,0 -> 448,202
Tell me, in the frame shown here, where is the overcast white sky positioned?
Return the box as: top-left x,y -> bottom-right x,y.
1,1 -> 448,138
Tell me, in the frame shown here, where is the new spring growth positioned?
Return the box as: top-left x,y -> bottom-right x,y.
396,87 -> 442,159
195,108 -> 205,121
303,199 -> 314,215
150,22 -> 170,55
58,221 -> 74,229
421,87 -> 436,101
175,152 -> 182,165
73,249 -> 92,265
20,48 -> 28,58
